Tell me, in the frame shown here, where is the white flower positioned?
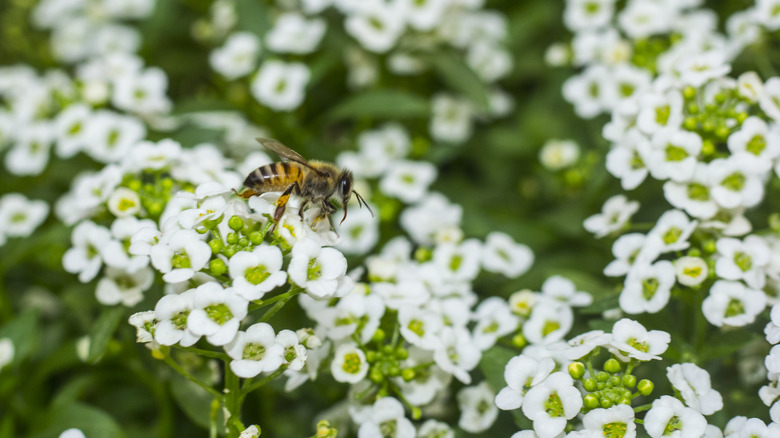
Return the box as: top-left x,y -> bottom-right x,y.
379,160 -> 437,203
609,318 -> 670,361
225,322 -> 284,378
54,103 -> 92,158
96,267 -> 153,307
728,117 -> 780,171
636,89 -> 684,135
646,209 -> 697,254
708,154 -> 765,209
83,110 -> 146,163
63,221 -> 123,283
417,420 -> 453,438
582,404 -> 636,438
675,256 -> 709,287
757,0 -> 780,30
563,0 -> 616,31
760,77 -> 780,122
210,32 -> 261,80
112,67 -> 171,115
429,94 -> 473,144
604,233 -> 660,277
583,195 -> 639,238
250,61 -> 310,111
620,260 -> 675,314
398,304 -> 443,350
153,290 -> 199,346
606,129 -> 650,190
676,51 -> 731,87
523,301 -> 573,345
472,297 -> 519,350
539,139 -> 580,171
345,1 -> 406,53
356,397 -> 416,438
128,311 -> 157,343
644,396 -> 707,438
702,280 -> 766,327
149,229 -> 212,283
645,129 -> 702,182
288,238 -> 349,299
0,338 -> 14,370
466,42 -> 512,83
481,231 -> 534,278
0,193 -> 49,240
667,363 -> 723,415
663,164 -> 719,219
228,245 -> 287,301
541,275 -> 592,307
58,429 -> 86,438
457,381 -> 498,433
396,0 -> 448,31
495,355 -> 555,410
276,329 -> 307,371
400,193 -> 462,245
107,187 -> 141,218
187,283 -> 248,346
433,239 -> 482,282
239,425 -> 260,438
335,204 -> 379,255
331,342 -> 368,384
521,372 -> 583,438
553,329 -> 613,360
126,138 -> 182,172
5,122 -> 53,176
433,327 -> 481,384
562,65 -> 609,118
715,235 -> 770,289
266,13 -> 326,54
617,0 -> 671,39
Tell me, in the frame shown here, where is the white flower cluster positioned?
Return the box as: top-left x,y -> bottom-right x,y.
558,0 -> 770,119
0,55 -> 171,179
0,193 -> 49,248
760,304 -> 780,430
33,0 -> 156,63
204,0 -> 513,144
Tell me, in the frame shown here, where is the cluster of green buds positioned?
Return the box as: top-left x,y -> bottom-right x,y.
203,215 -> 276,277
680,85 -> 751,157
123,172 -> 189,220
631,35 -> 679,74
569,358 -> 653,411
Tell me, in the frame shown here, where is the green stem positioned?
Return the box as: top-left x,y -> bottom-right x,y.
239,367 -> 287,403
210,399 -> 220,438
161,351 -> 223,401
174,345 -> 231,361
224,364 -> 244,437
633,402 -> 653,412
260,286 -> 303,322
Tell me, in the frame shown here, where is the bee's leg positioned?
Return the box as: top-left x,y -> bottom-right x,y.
298,199 -> 309,221
235,188 -> 257,199
274,182 -> 300,223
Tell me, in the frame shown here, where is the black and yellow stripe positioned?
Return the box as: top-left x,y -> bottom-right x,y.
243,162 -> 304,193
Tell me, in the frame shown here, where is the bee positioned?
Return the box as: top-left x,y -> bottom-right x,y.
238,138 -> 372,230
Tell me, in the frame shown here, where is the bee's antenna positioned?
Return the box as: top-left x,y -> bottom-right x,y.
340,203 -> 348,225
353,191 -> 374,217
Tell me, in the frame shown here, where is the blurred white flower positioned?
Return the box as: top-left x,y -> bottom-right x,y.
645,129 -> 702,182
539,139 -> 580,171
583,194 -> 639,238
620,261 -> 675,314
250,61 -> 310,111
210,32 -> 261,80
345,1 -> 406,53
495,355 -> 555,411
5,122 -> 53,176
379,160 -> 437,203
663,164 -> 718,219
63,221 -> 124,283
644,396 -> 706,438
617,0 -> 671,39
149,229 -> 212,283
563,0 -> 616,32
433,327 -> 480,384
266,13 -> 326,54
153,289 -> 198,346
96,266 -> 153,307
674,256 -> 708,287
604,233 -> 660,277
331,342 -> 368,384
715,235 -> 770,289
0,338 -> 14,370
429,94 -> 473,144
0,193 -> 49,241
702,280 -> 766,327
472,297 -> 519,350
562,65 -> 609,118
400,193 -> 462,245
54,104 -> 92,158
541,276 -> 592,307
83,110 -> 146,163
481,231 -> 534,278
727,117 -> 780,172
523,301 -> 573,345
457,381 -> 498,433
112,67 -> 171,115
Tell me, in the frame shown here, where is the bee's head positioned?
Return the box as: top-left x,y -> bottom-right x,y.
338,170 -> 373,225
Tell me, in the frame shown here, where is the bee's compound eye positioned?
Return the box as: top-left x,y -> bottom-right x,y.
340,176 -> 352,197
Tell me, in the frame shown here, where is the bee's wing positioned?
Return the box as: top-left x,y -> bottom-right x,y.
256,138 -> 309,164
255,137 -> 328,176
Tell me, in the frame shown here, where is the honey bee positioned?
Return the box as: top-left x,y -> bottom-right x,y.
238,138 -> 372,230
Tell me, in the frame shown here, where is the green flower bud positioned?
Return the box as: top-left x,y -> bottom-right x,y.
401,368 -> 416,382
223,245 -> 237,258
128,179 -> 142,191
238,237 -> 249,247
382,345 -> 395,355
396,347 -> 408,360
372,329 -> 386,344
512,334 -> 527,348
209,238 -> 224,253
683,86 -> 696,99
388,366 -> 401,377
226,232 -> 239,244
622,374 -> 637,388
365,351 -> 379,363
569,362 -> 586,380
597,382 -> 606,391
638,379 -> 654,396
714,93 -> 727,104
210,259 -> 227,276
249,231 -> 264,245
683,117 -> 698,131
369,367 -> 383,383
715,126 -> 730,139
736,112 -> 748,123
228,215 -> 245,231
583,378 -> 597,392
600,398 -> 613,409
596,371 -> 609,382
609,375 -> 621,387
604,358 -> 621,374
583,394 -> 600,410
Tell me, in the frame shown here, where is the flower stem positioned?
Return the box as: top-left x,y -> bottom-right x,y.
239,367 -> 287,398
260,286 -> 303,322
161,350 -> 223,401
175,345 -> 231,361
224,364 -> 245,437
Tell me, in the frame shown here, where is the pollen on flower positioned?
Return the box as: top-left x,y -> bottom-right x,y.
655,105 -> 670,125
307,259 -> 322,280
642,278 -> 659,300
734,251 -> 753,272
721,172 -> 745,191
662,227 -> 682,244
172,252 -> 191,269
205,303 -> 234,325
243,342 -> 266,360
686,182 -> 709,201
245,265 -> 271,285
408,319 -> 425,337
683,266 -> 702,278
746,134 -> 766,155
724,298 -> 745,317
379,419 -> 397,437
664,415 -> 683,435
542,320 -> 560,337
665,144 -> 688,162
603,421 -> 628,438
172,310 -> 190,330
544,392 -> 564,417
342,352 -> 363,374
628,337 -> 650,353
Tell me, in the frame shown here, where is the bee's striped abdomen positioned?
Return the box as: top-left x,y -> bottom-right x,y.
243,162 -> 304,193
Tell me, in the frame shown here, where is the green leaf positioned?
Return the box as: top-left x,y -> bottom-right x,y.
234,0 -> 271,38
325,89 -> 430,120
170,373 -> 224,431
429,50 -> 490,108
29,402 -> 124,438
87,307 -> 125,364
172,98 -> 237,115
479,345 -> 517,391
699,329 -> 761,361
0,310 -> 38,364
